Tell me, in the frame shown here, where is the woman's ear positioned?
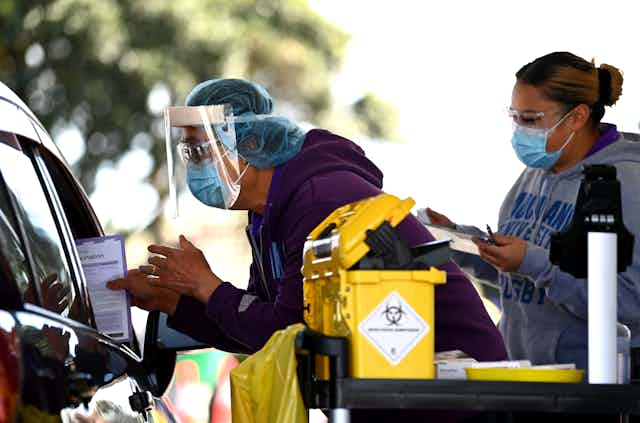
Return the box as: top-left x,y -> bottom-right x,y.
569,104 -> 591,131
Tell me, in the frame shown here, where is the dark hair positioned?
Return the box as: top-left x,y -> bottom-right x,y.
516,52 -> 623,126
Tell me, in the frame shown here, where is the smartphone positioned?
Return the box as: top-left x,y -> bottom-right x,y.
476,235 -> 497,245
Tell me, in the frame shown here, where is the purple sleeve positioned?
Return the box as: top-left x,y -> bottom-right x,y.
166,295 -> 254,354
397,215 -> 507,361
203,203 -> 342,353
170,210 -> 506,359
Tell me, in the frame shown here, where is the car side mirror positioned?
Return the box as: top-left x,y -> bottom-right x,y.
142,311 -> 207,396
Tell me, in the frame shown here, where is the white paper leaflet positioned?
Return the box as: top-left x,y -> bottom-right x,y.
76,235 -> 131,342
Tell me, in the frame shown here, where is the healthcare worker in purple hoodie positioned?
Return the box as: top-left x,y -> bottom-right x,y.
108,78 -> 506,365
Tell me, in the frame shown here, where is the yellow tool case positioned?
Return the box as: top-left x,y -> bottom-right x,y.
302,193 -> 449,379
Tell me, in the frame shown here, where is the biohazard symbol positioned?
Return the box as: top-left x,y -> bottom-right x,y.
382,303 -> 405,326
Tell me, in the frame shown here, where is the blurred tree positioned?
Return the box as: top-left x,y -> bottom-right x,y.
0,0 -> 399,233
352,92 -> 400,142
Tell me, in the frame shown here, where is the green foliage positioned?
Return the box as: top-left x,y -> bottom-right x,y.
0,0 -> 346,188
352,93 -> 401,142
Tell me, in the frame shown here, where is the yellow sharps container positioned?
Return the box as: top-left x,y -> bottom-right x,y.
302,194 -> 448,379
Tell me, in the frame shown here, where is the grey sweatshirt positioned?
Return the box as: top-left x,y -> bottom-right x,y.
455,130 -> 640,369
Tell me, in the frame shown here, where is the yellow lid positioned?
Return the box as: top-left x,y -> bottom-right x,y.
465,368 -> 584,383
305,194 -> 415,270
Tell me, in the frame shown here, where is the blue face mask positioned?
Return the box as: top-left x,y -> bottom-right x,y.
511,111 -> 575,169
186,161 -> 228,209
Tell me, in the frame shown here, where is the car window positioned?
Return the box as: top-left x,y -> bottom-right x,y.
0,173 -> 31,298
39,147 -> 102,240
36,143 -> 102,329
0,142 -> 76,318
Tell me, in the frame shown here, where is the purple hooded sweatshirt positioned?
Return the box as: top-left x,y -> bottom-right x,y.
168,129 -> 507,362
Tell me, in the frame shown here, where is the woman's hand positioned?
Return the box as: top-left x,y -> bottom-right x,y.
426,208 -> 456,228
141,235 -> 222,304
107,269 -> 180,315
474,235 -> 527,273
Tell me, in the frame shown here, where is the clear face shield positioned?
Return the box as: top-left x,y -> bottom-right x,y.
164,104 -> 248,217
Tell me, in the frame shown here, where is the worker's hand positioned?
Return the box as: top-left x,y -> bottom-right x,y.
141,235 -> 222,304
107,269 -> 180,315
474,235 -> 527,273
426,208 -> 456,228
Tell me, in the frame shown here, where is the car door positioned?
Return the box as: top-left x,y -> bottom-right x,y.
0,129 -> 177,422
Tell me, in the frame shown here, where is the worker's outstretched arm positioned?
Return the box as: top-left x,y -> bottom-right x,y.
199,202 -> 342,353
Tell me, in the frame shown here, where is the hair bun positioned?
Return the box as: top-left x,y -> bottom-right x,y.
597,64 -> 623,106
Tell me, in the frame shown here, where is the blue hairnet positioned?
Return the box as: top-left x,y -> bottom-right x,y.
185,78 -> 306,168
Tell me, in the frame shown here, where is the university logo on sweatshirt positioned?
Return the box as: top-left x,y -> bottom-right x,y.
501,192 -> 575,248
498,192 -> 575,306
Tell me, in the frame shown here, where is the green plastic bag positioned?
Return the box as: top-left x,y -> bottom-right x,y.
231,323 -> 308,423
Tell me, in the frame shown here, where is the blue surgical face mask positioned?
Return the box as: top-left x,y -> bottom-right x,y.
186,161 -> 226,208
186,160 -> 241,209
511,110 -> 575,169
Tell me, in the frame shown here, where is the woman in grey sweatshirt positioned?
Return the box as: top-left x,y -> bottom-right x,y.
428,51 -> 640,370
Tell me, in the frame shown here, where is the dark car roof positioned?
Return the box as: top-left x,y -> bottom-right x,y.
0,81 -> 68,165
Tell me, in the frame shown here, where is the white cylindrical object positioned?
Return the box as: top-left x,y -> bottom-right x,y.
588,232 -> 617,384
330,408 -> 350,423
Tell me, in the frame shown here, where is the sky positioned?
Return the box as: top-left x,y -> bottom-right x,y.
309,0 -> 640,228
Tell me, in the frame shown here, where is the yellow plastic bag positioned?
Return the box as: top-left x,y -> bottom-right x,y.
231,323 -> 308,423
